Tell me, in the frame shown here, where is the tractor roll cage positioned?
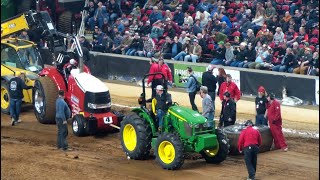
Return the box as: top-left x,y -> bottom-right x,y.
141,72 -> 167,108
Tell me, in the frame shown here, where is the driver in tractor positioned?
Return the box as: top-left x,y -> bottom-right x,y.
63,59 -> 78,82
154,85 -> 172,133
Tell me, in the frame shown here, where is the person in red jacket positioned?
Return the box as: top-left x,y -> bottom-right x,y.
219,74 -> 241,102
266,93 -> 288,152
147,56 -> 173,98
238,120 -> 262,180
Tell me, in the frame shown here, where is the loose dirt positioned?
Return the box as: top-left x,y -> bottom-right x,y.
1,81 -> 319,180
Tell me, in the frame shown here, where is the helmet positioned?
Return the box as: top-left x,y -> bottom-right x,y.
268,93 -> 275,100
245,120 -> 254,126
223,91 -> 231,98
69,59 -> 77,65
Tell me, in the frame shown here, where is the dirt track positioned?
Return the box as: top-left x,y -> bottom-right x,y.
1,81 -> 319,180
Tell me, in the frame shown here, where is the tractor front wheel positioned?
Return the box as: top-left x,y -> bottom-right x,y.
155,133 -> 184,170
201,129 -> 229,164
72,114 -> 87,137
1,82 -> 10,114
120,114 -> 152,160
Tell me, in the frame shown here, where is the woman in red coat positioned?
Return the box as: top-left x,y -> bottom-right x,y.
266,93 -> 288,152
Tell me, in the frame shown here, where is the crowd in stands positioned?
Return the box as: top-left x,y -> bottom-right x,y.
80,0 -> 319,76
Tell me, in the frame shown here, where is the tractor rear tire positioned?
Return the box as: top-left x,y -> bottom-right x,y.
1,82 -> 10,114
17,0 -> 33,14
155,133 -> 184,170
223,124 -> 273,155
58,11 -> 73,34
120,114 -> 152,160
33,76 -> 58,124
201,129 -> 229,164
72,114 -> 87,137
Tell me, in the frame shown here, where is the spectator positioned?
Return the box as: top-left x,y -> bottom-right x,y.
106,0 -> 121,23
220,21 -> 230,36
197,33 -> 208,54
265,1 -> 276,24
267,16 -> 280,33
255,86 -> 268,125
120,13 -> 130,27
135,34 -> 155,57
244,29 -> 256,46
164,0 -> 179,11
18,30 -> 29,40
231,42 -> 247,67
295,27 -> 309,44
173,6 -> 184,26
306,52 -> 319,76
89,2 -> 107,31
159,36 -> 173,59
285,25 -> 298,46
101,33 -> 113,53
119,31 -> 133,54
266,93 -> 288,152
219,91 -> 236,127
202,64 -> 217,103
251,9 -> 265,33
149,21 -> 164,40
149,6 -> 163,25
171,36 -> 182,58
211,41 -> 226,65
239,19 -> 253,37
293,10 -> 303,26
197,0 -> 213,12
198,10 -> 210,28
281,11 -> 292,31
92,28 -> 105,52
84,1 -> 96,29
242,43 -> 256,68
199,86 -> 215,129
139,20 -> 152,35
184,39 -> 202,63
111,32 -> 124,54
128,19 -> 139,34
178,31 -> 187,45
211,29 -> 228,44
130,6 -> 141,20
224,42 -> 235,66
293,47 -> 313,74
182,23 -> 192,33
172,37 -> 191,61
216,67 -> 226,95
272,48 -> 296,72
193,19 -> 202,35
288,18 -> 299,33
218,74 -> 241,103
165,22 -> 176,39
79,36 -> 91,49
125,33 -> 143,56
163,10 -> 173,20
184,11 -> 194,26
249,44 -> 269,69
260,47 -> 275,70
183,67 -> 198,111
273,27 -> 285,46
238,120 -> 262,180
113,18 -> 125,34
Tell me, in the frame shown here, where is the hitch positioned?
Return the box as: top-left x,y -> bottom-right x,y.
109,124 -> 120,130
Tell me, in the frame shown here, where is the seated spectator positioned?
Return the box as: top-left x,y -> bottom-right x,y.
251,9 -> 265,33
171,36 -> 182,58
231,36 -> 241,46
172,37 -> 191,61
160,36 -> 173,59
163,10 -> 173,20
197,0 -> 213,12
306,52 -> 319,76
106,0 -> 121,23
101,34 -> 113,53
126,33 -> 143,56
130,6 -> 141,20
285,25 -> 298,46
182,23 -> 191,33
193,19 -> 202,35
111,32 -> 124,54
79,36 -> 91,50
164,21 -> 176,39
293,47 -> 313,74
173,6 -> 184,26
234,6 -> 246,26
135,34 -> 155,57
184,39 -> 202,63
139,20 -> 152,35
272,48 -> 297,72
218,13 -> 232,29
149,21 -> 164,40
197,33 -> 208,54
224,42 -> 235,66
211,29 -> 227,45
84,1 -> 96,29
231,42 -> 247,67
211,41 -> 226,65
143,0 -> 159,9
260,47 -> 275,70
129,19 -> 139,34
287,18 -> 300,33
92,28 -> 105,52
274,43 -> 288,65
164,0 -> 179,11
243,43 -> 256,68
89,2 -> 108,31
265,1 -> 276,24
120,14 -> 130,27
120,31 -> 133,54
248,44 -> 268,69
256,24 -> 269,39
239,19 -> 253,38
244,29 -> 256,46
178,31 -> 187,45
281,11 -> 292,31
293,10 -> 303,26
220,22 -> 230,36
113,18 -> 125,34
196,9 -> 210,26
273,27 -> 285,46
184,11 -> 194,26
267,16 -> 280,33
295,27 -> 309,44
150,6 -> 164,25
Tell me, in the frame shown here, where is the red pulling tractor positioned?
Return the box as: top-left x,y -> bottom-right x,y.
33,35 -> 123,136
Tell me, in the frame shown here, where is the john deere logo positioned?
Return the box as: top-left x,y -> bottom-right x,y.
8,23 -> 16,29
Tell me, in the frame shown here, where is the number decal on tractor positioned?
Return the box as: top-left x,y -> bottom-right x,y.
103,117 -> 113,124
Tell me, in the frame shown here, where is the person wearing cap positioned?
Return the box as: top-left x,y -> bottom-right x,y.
211,41 -> 226,65
219,91 -> 236,127
125,33 -> 143,56
173,6 -> 184,26
149,6 -> 163,25
218,74 -> 241,103
224,42 -> 235,66
147,56 -> 173,98
231,42 -> 247,67
183,67 -> 199,111
255,86 -> 268,125
111,32 -> 124,54
202,64 -> 217,104
8,72 -> 33,125
136,34 -> 155,58
120,31 -> 133,55
113,18 -> 125,34
154,85 -> 172,132
184,39 -> 202,63
293,47 -> 313,74
266,93 -> 288,152
238,120 -> 262,180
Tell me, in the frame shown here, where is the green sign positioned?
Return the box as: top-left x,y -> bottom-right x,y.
173,64 -> 206,88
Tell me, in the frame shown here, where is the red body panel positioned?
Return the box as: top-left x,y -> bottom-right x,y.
39,65 -> 67,92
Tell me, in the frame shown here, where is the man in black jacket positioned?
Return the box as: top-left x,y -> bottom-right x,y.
125,33 -> 143,56
219,91 -> 236,127
155,85 -> 172,132
202,64 -> 217,103
243,43 -> 256,68
272,48 -> 297,72
8,72 -> 33,126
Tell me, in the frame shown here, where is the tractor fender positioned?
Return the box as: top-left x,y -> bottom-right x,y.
1,75 -> 15,83
131,108 -> 157,135
39,66 -> 67,91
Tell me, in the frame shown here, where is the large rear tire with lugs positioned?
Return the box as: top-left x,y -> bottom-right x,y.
1,82 -> 10,114
120,114 -> 152,160
33,76 -> 58,124
58,11 -> 73,34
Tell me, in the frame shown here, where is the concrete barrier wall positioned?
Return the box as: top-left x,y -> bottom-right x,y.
87,52 -> 319,104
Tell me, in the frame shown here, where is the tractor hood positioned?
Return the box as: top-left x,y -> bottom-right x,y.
168,106 -> 207,124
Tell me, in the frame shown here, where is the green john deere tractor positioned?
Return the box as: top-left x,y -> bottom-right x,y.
120,73 -> 229,170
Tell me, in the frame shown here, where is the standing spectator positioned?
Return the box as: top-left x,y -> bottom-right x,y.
173,6 -> 184,26
149,6 -> 163,25
8,72 -> 33,125
272,48 -> 297,72
238,120 -> 262,180
55,90 -> 71,151
216,68 -> 226,95
154,85 -> 172,132
172,37 -> 191,61
219,91 -> 236,127
218,74 -> 241,102
200,86 -> 215,129
266,93 -> 288,152
224,42 -> 235,66
255,86 -> 268,125
106,0 -> 121,23
202,64 -> 217,105
211,41 -> 226,65
111,32 -> 124,54
136,35 -> 155,58
183,67 -> 198,111
184,39 -> 202,63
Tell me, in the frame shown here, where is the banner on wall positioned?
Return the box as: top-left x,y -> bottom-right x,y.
316,79 -> 319,105
173,64 -> 206,87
